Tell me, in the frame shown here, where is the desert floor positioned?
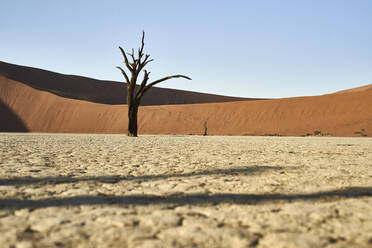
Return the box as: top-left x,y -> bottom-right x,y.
0,134 -> 371,248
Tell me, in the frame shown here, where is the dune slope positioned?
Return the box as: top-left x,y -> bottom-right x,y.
1,74 -> 371,136
333,83 -> 372,95
0,61 -> 251,105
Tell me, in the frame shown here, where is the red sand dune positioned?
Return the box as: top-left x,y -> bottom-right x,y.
1,69 -> 372,136
0,61 -> 251,105
333,84 -> 372,95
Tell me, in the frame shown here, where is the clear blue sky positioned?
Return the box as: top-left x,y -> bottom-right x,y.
1,0 -> 371,98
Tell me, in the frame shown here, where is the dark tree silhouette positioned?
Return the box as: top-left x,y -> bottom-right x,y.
203,120 -> 208,136
117,31 -> 191,137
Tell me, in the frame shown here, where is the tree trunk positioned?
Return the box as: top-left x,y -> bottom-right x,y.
203,121 -> 208,136
127,104 -> 139,137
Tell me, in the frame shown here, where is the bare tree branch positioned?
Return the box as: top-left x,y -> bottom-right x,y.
135,70 -> 150,100
139,75 -> 192,98
138,55 -> 153,72
138,31 -> 145,58
119,46 -> 132,72
115,66 -> 130,84
147,75 -> 191,88
127,48 -> 137,69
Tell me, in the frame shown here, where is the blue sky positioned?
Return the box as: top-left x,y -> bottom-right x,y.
1,0 -> 371,98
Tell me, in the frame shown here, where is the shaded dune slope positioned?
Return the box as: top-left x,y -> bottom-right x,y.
0,61 -> 251,105
1,75 -> 371,136
0,98 -> 28,132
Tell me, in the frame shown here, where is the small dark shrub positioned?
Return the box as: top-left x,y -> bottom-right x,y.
313,130 -> 322,136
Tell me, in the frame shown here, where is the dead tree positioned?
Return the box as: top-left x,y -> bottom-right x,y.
203,120 -> 208,136
116,31 -> 191,137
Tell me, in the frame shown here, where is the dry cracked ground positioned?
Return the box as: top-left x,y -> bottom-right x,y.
0,133 -> 371,248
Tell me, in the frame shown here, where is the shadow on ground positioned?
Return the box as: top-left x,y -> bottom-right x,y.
0,187 -> 371,210
0,166 -> 285,186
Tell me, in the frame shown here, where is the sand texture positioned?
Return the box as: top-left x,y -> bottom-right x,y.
0,134 -> 371,247
1,73 -> 372,137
